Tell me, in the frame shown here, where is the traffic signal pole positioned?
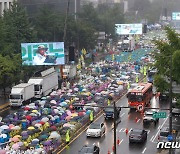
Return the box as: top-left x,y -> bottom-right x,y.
113,101 -> 117,154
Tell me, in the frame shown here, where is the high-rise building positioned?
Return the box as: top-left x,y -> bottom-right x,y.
0,0 -> 13,16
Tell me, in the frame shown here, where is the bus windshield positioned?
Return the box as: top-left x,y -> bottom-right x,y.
128,94 -> 144,102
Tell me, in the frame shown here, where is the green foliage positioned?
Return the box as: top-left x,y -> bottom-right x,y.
153,27 -> 180,94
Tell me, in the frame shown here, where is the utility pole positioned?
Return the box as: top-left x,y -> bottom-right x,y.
169,54 -> 173,154
113,101 -> 117,154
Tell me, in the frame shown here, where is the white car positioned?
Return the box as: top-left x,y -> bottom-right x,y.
86,122 -> 105,137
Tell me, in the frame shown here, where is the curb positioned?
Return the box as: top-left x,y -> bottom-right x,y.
0,102 -> 10,110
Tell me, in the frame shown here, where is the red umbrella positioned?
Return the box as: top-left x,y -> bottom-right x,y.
26,115 -> 32,121
24,107 -> 30,111
39,121 -> 45,125
50,126 -> 57,131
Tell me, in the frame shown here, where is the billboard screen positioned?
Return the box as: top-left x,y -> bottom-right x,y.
115,24 -> 142,35
21,42 -> 65,65
172,12 -> 180,20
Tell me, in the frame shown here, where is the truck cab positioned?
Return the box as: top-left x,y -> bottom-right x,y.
9,93 -> 23,106
103,107 -> 121,120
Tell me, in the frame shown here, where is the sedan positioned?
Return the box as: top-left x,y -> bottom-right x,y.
86,122 -> 105,137
129,129 -> 147,143
79,145 -> 100,154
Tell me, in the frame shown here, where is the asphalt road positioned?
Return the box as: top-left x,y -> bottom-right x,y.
59,95 -> 173,154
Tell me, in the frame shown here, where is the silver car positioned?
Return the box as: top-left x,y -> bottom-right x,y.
86,122 -> 105,138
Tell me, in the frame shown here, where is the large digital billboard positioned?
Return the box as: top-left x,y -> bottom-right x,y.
115,24 -> 143,35
21,42 -> 64,65
172,12 -> 180,20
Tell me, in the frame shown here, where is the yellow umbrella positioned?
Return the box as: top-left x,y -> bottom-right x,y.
14,135 -> 22,138
71,113 -> 78,117
28,126 -> 35,130
117,81 -> 123,85
32,110 -> 38,113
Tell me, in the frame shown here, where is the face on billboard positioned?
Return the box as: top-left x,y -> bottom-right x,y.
21,42 -> 65,65
115,24 -> 142,35
172,12 -> 180,20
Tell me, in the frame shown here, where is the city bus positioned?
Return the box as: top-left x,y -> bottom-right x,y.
127,83 -> 153,111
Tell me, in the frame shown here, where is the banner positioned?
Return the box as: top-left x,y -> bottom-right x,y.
21,42 -> 64,65
115,24 -> 143,35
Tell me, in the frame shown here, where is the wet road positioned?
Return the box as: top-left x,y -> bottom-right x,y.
59,95 -> 172,154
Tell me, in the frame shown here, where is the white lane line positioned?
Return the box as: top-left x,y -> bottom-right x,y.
147,130 -> 150,134
158,126 -> 160,129
120,113 -> 125,117
142,147 -> 147,154
93,143 -> 95,145
152,117 -> 168,142
119,139 -> 124,145
119,128 -> 123,132
137,119 -> 140,123
150,135 -> 154,142
128,128 -> 132,133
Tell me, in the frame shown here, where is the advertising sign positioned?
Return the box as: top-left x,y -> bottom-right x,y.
172,12 -> 180,20
21,42 -> 64,65
115,24 -> 142,35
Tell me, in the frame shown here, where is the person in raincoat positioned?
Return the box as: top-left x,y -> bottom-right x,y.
66,129 -> 70,144
127,82 -> 130,89
136,75 -> 139,83
107,99 -> 111,106
89,111 -> 94,123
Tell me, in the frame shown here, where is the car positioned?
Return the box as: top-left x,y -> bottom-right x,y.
86,122 -> 105,138
129,129 -> 147,143
158,127 -> 169,142
103,106 -> 121,120
172,108 -> 180,117
78,145 -> 100,154
143,111 -> 159,125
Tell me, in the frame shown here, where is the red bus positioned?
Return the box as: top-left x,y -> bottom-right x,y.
127,83 -> 153,111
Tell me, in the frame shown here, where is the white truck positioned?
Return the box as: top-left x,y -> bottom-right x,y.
28,67 -> 58,98
9,83 -> 35,106
62,65 -> 76,79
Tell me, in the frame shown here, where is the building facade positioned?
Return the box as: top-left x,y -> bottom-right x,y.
0,0 -> 13,16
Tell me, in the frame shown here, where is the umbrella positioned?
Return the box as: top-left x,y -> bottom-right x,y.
50,100 -> 57,104
11,136 -> 20,142
39,134 -> 48,141
12,126 -> 21,130
28,126 -> 35,130
32,110 -> 38,113
17,141 -> 24,146
9,124 -> 15,129
22,136 -> 28,140
43,140 -> 52,146
14,135 -> 22,139
41,117 -> 49,122
0,125 -> 9,130
0,150 -> 6,154
12,143 -> 20,150
24,107 -> 30,111
0,133 -> 7,138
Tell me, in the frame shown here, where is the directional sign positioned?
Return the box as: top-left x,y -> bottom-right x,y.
153,112 -> 167,118
137,105 -> 144,112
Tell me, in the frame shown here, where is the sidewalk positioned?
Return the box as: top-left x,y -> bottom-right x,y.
0,88 -> 10,110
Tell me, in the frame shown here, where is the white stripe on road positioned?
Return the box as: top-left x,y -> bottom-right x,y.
93,143 -> 95,145
142,147 -> 147,154
150,135 -> 154,142
147,130 -> 150,134
120,113 -> 125,117
128,128 -> 132,133
158,126 -> 160,129
152,116 -> 168,142
119,139 -> 124,145
137,119 -> 140,123
119,128 -> 123,132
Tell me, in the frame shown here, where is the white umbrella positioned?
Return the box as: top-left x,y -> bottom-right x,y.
49,131 -> 61,139
41,117 -> 49,122
0,125 -> 9,130
50,100 -> 57,104
35,123 -> 42,128
0,134 -> 7,138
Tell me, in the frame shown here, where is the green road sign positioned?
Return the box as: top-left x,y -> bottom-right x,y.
153,112 -> 167,118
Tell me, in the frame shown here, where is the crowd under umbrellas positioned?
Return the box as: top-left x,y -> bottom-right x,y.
0,60 -> 143,153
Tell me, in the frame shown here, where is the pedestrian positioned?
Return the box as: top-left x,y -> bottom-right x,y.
65,129 -> 70,144
136,75 -> 139,83
107,99 -> 111,106
127,82 -> 130,89
89,110 -> 94,123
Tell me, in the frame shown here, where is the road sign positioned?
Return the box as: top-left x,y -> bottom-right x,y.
153,112 -> 167,118
137,105 -> 144,111
167,135 -> 173,141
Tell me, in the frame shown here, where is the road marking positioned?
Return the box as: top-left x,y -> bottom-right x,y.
150,135 -> 154,142
93,143 -> 95,145
142,147 -> 147,154
152,116 -> 168,143
158,126 -> 160,129
119,139 -> 124,145
147,130 -> 150,134
128,128 -> 132,133
137,119 -> 140,123
120,113 -> 125,117
119,128 -> 123,132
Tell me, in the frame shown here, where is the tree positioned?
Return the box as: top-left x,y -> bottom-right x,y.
2,1 -> 36,55
154,27 -> 180,95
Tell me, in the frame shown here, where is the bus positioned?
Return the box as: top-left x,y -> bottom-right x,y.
127,83 -> 153,111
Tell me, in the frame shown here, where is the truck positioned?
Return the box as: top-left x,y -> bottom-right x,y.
28,67 -> 58,98
9,83 -> 35,106
103,106 -> 121,120
62,65 -> 76,79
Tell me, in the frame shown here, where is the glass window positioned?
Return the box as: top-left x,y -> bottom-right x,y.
10,95 -> 21,99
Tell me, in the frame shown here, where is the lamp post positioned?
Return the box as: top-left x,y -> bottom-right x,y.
113,101 -> 117,154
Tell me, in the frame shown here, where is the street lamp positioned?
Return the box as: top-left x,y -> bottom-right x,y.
113,101 -> 117,154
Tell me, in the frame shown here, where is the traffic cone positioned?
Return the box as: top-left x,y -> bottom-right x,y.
112,145 -> 114,151
117,137 -> 120,145
108,149 -> 110,154
135,117 -> 138,123
125,128 -> 128,135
